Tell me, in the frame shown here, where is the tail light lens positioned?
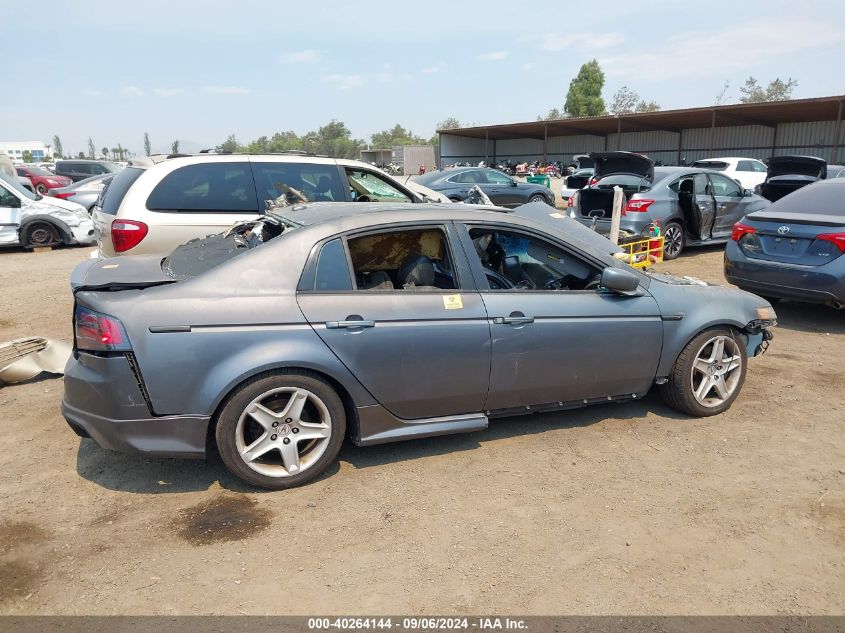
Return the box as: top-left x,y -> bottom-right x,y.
51,191 -> 76,199
623,199 -> 654,214
74,306 -> 131,352
588,177 -> 599,186
567,195 -> 575,208
111,219 -> 148,252
732,222 -> 757,241
817,232 -> 845,252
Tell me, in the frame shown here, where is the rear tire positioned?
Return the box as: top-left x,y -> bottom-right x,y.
659,327 -> 747,417
22,222 -> 59,248
215,371 -> 346,490
662,221 -> 684,260
35,183 -> 48,195
528,194 -> 546,205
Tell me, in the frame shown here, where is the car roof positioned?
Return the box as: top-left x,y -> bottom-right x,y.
277,201 -> 507,227
694,157 -> 761,162
127,153 -> 380,171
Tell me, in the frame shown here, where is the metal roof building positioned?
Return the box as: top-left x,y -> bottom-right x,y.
438,95 -> 845,167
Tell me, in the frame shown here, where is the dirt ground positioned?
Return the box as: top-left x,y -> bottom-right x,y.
0,240 -> 843,616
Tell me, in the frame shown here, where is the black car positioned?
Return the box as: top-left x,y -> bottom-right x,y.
755,156 -> 827,202
54,159 -> 121,183
416,167 -> 555,207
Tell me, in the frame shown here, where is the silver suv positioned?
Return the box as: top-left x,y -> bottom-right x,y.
93,153 -> 448,257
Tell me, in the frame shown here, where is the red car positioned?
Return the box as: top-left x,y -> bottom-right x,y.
15,165 -> 71,195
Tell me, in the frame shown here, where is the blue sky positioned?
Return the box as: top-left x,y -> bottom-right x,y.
3,0 -> 845,156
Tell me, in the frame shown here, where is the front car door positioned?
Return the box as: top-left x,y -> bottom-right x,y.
694,172 -> 716,240
456,222 -> 663,412
708,173 -> 744,239
296,222 -> 491,420
482,169 -> 521,207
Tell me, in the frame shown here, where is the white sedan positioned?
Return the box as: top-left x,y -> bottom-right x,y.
691,156 -> 767,190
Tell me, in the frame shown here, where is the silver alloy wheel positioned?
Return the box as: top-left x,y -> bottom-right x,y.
529,195 -> 544,203
235,387 -> 332,478
664,224 -> 683,258
690,335 -> 743,407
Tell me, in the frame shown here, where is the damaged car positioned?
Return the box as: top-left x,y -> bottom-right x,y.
571,153 -> 769,259
63,201 -> 776,490
755,155 -> 828,202
0,171 -> 95,248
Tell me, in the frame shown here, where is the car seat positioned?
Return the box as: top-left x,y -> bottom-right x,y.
398,254 -> 437,289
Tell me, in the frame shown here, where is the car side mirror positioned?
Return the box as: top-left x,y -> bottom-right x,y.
510,180 -> 518,187
743,188 -> 754,197
600,266 -> 640,295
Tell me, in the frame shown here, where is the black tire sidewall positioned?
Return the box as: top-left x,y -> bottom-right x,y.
529,194 -> 545,204
23,222 -> 58,247
215,372 -> 346,490
662,327 -> 748,417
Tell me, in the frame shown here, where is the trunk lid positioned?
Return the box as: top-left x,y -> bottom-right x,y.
739,210 -> 845,266
70,255 -> 175,292
590,152 -> 654,181
573,154 -> 594,169
766,156 -> 827,179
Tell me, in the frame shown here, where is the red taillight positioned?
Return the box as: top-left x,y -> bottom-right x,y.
817,232 -> 845,253
74,305 -> 131,351
732,222 -> 757,241
588,177 -> 599,186
623,199 -> 654,214
567,195 -> 574,208
51,191 -> 76,199
111,219 -> 148,252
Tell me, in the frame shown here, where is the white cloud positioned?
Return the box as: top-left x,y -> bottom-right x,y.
377,72 -> 394,83
82,89 -> 103,97
476,50 -> 509,61
280,48 -> 319,64
542,32 -> 625,52
421,62 -> 446,74
600,18 -> 842,80
203,85 -> 250,94
121,86 -> 144,97
321,74 -> 364,90
153,87 -> 184,97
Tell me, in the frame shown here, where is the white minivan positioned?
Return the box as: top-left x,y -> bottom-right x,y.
93,153 -> 450,257
0,171 -> 95,248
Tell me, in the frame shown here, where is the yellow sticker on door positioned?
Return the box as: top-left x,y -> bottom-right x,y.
443,294 -> 464,310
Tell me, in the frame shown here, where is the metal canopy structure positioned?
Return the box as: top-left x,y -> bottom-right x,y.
438,95 -> 845,141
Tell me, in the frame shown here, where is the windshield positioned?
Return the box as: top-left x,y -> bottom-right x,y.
23,166 -> 52,176
0,170 -> 38,200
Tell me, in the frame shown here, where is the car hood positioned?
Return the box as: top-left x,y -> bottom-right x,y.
37,195 -> 87,214
766,156 -> 826,179
21,198 -> 89,223
590,152 -> 654,180
405,180 -> 452,203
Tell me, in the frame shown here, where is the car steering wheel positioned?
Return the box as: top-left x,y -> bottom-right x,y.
543,276 -> 571,290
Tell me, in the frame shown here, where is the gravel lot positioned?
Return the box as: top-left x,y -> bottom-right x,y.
0,238 -> 843,615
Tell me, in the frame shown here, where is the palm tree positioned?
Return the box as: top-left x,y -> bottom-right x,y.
101,147 -> 109,160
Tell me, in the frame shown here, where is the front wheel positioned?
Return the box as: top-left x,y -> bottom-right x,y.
215,371 -> 346,490
22,222 -> 59,248
659,327 -> 747,417
662,221 -> 684,260
35,183 -> 48,195
528,194 -> 548,205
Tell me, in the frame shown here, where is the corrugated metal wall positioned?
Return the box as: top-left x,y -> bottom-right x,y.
396,145 -> 436,174
440,120 -> 845,167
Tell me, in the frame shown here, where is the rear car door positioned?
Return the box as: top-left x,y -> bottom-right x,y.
708,173 -> 744,238
457,222 -> 663,412
0,183 -> 22,244
296,222 -> 491,420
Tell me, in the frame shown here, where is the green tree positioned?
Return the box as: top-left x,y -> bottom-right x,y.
564,59 -> 606,117
87,137 -> 96,160
102,147 -> 110,159
22,150 -> 33,162
115,144 -> 126,161
739,77 -> 797,103
52,135 -> 63,159
76,151 -> 86,159
218,134 -> 240,153
370,124 -> 426,149
143,132 -> 151,157
430,117 -> 462,143
171,139 -> 180,154
714,80 -> 731,106
301,120 -> 364,159
537,108 -> 563,121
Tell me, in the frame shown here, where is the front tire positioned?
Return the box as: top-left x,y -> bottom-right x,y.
659,327 -> 747,417
215,371 -> 346,490
528,194 -> 546,205
22,222 -> 59,248
36,183 -> 48,195
662,221 -> 684,260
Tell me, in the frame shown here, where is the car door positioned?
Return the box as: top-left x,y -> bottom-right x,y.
457,223 -> 663,412
708,173 -> 744,238
443,170 -> 486,201
296,222 -> 491,420
694,173 -> 716,240
482,169 -> 521,207
0,183 -> 22,244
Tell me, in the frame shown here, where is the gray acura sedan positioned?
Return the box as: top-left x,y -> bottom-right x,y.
415,167 -> 555,207
63,203 -> 776,489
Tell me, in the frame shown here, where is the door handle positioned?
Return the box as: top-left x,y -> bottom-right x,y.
325,319 -> 376,329
494,316 -> 535,325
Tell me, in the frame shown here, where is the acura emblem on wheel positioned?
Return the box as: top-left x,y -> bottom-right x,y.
777,226 -> 790,235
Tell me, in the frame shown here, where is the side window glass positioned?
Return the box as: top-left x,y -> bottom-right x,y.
147,162 -> 258,212
467,227 -> 601,291
736,160 -> 751,171
347,228 -> 457,291
753,161 -> 767,172
0,186 -> 18,207
709,174 -> 741,197
485,170 -> 512,185
314,238 -> 353,291
346,169 -> 411,202
252,162 -> 345,209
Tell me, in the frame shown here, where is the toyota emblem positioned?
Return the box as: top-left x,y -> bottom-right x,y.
777,225 -> 790,235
